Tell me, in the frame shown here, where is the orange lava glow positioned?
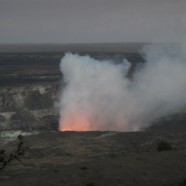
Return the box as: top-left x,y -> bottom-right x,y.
59,112 -> 128,131
59,114 -> 93,131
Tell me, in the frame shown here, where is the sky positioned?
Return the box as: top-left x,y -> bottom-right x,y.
0,0 -> 185,43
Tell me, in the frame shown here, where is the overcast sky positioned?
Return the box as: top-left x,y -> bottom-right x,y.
0,0 -> 185,43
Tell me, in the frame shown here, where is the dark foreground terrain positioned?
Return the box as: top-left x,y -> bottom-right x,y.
0,131 -> 186,186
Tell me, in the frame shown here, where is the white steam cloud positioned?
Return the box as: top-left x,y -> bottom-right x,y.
58,44 -> 186,131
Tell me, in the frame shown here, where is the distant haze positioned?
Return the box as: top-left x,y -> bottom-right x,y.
0,0 -> 185,43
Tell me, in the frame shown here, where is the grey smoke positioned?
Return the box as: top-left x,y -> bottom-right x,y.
58,44 -> 186,131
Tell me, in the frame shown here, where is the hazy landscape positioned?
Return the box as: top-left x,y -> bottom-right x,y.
0,43 -> 185,186
1,0 -> 186,185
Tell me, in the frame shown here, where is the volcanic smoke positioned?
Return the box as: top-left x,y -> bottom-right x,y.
58,44 -> 186,131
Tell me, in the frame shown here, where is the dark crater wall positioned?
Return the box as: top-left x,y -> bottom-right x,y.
0,83 -> 59,131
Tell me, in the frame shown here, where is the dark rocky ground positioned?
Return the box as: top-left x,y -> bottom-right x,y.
0,131 -> 186,186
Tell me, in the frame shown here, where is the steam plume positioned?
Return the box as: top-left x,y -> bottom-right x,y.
58,44 -> 186,131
